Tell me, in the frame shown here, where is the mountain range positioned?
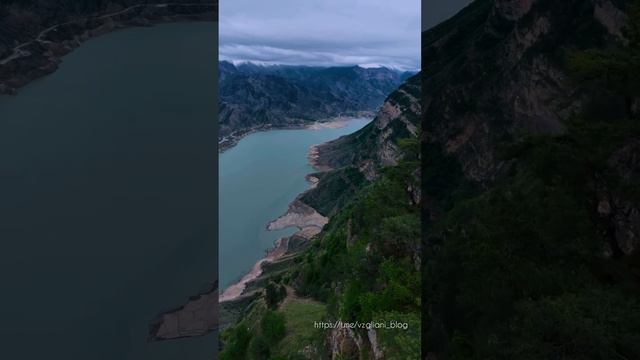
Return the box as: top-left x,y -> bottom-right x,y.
218,60 -> 415,149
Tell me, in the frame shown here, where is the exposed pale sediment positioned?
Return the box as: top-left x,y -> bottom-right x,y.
308,144 -> 333,172
219,236 -> 290,302
306,116 -> 354,130
267,199 -> 328,232
219,114 -> 374,153
220,189 -> 329,303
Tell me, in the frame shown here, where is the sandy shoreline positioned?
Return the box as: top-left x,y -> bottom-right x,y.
219,114 -> 374,153
306,116 -> 355,130
219,236 -> 290,302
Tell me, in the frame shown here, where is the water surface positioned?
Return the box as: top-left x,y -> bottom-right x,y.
0,22 -> 217,359
219,119 -> 370,290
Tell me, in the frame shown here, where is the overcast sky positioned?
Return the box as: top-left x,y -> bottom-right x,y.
220,0 -> 421,70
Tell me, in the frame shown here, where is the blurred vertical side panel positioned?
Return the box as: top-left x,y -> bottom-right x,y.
422,0 -> 640,359
0,1 -> 219,359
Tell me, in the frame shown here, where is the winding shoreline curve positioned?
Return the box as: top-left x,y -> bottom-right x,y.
0,3 -> 217,95
218,117 -> 371,303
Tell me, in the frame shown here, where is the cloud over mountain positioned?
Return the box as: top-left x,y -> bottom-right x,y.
220,0 -> 420,70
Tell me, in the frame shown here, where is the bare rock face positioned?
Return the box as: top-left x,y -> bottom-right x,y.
313,74 -> 421,180
606,140 -> 640,255
367,328 -> 384,359
594,0 -> 629,39
494,0 -> 536,21
423,0 -> 625,184
328,327 -> 362,360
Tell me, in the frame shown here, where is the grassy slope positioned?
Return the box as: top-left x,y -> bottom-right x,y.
276,300 -> 328,359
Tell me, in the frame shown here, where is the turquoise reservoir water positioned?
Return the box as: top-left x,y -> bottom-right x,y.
219,118 -> 370,290
0,23 -> 217,359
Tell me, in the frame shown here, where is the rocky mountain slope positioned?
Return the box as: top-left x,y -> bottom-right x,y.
218,61 -> 412,149
423,0 -> 630,183
310,73 -> 421,181
423,0 -> 640,358
0,0 -> 217,94
299,72 -> 421,218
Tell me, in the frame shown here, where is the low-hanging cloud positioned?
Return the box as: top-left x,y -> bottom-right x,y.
220,0 -> 421,70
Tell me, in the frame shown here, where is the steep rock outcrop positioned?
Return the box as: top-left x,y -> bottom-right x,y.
599,139 -> 640,256
423,0 -> 625,183
312,73 -> 421,180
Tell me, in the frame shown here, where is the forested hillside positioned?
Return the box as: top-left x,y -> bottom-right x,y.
422,0 -> 640,358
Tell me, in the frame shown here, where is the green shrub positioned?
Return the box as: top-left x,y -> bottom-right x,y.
248,335 -> 270,360
260,311 -> 286,344
220,324 -> 251,360
265,281 -> 286,309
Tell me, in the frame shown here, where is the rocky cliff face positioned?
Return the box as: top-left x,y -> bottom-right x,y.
296,74 -> 421,221
312,74 -> 421,180
218,61 -> 410,149
423,0 -> 627,183
598,138 -> 640,257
